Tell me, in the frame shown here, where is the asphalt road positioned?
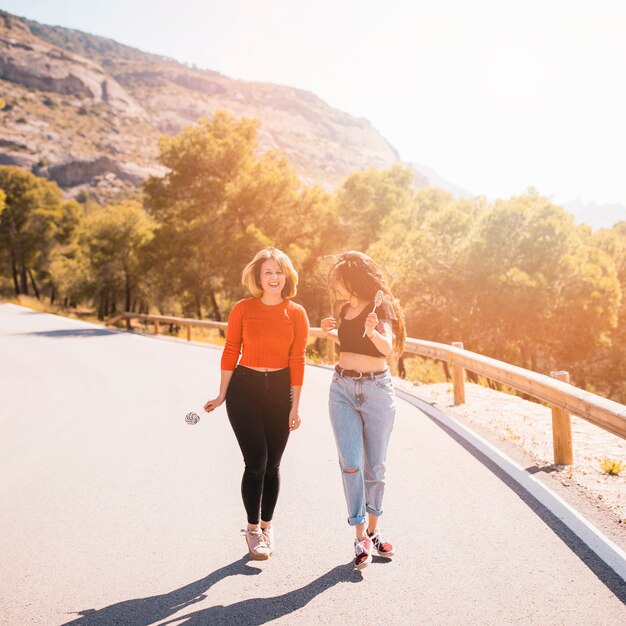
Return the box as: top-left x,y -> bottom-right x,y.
1,303 -> 625,625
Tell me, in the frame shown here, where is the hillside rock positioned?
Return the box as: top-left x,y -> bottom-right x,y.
38,156 -> 164,187
0,16 -> 145,118
0,9 -> 413,199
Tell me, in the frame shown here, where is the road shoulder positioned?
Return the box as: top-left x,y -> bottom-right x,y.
396,380 -> 626,555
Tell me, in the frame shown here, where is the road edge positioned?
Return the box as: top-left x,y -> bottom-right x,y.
394,387 -> 626,583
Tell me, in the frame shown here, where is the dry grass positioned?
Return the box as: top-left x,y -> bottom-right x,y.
5,295 -> 99,321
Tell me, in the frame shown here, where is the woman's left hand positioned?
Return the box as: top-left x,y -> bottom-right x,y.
364,312 -> 378,338
288,407 -> 301,431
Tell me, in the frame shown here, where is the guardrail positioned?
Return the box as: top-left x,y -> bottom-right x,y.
106,312 -> 626,463
402,339 -> 626,457
106,312 -> 228,340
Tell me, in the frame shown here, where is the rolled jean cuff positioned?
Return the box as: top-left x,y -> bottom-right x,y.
347,515 -> 366,526
366,505 -> 383,517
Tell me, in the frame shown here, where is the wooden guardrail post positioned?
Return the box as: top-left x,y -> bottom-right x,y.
104,313 -> 125,327
451,342 -> 466,405
550,370 -> 573,464
154,320 -> 160,335
186,325 -> 191,342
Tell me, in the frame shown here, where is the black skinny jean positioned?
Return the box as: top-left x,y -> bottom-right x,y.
225,365 -> 292,525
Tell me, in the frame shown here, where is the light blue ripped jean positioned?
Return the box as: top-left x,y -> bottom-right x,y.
328,368 -> 396,526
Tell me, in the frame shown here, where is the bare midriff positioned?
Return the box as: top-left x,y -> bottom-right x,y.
338,352 -> 387,373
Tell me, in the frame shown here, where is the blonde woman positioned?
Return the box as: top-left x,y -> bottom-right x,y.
204,247 -> 309,560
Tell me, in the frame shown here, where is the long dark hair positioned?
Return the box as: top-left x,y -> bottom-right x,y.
328,250 -> 406,357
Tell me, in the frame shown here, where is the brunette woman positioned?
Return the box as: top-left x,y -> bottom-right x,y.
321,251 -> 405,570
204,247 -> 310,560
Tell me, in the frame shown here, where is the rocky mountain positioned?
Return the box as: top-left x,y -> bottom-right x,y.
562,198 -> 626,231
410,162 -> 472,199
0,9 -> 422,201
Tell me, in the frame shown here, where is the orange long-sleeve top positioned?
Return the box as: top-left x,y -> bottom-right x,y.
220,297 -> 310,386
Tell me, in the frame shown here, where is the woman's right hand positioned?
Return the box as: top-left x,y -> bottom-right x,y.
321,317 -> 337,334
203,395 -> 224,413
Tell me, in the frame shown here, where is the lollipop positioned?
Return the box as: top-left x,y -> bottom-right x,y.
363,290 -> 384,337
185,411 -> 201,425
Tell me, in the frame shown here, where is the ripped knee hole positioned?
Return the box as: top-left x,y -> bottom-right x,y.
343,467 -> 359,473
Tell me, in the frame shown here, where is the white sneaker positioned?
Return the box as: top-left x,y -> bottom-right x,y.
261,526 -> 274,556
243,528 -> 271,560
354,536 -> 373,571
367,528 -> 395,557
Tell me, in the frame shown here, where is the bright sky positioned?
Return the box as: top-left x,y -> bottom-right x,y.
3,0 -> 626,205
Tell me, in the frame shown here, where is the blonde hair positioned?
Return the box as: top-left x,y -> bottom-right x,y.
241,247 -> 298,298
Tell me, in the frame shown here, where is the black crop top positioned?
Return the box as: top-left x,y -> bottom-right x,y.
337,298 -> 397,358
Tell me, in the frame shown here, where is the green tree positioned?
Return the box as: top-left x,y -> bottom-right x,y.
370,188 -> 482,342
75,200 -> 156,318
144,110 -> 337,321
586,223 -> 626,399
460,192 -> 619,378
372,188 -> 620,390
0,166 -> 80,299
461,192 -> 577,366
336,164 -> 416,251
48,241 -> 90,308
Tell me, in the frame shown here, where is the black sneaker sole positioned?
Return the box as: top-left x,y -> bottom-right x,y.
354,553 -> 373,571
376,549 -> 394,558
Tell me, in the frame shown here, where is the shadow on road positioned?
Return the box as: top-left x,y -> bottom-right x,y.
525,464 -> 562,475
14,328 -> 117,338
62,558 -> 359,625
397,390 -> 626,602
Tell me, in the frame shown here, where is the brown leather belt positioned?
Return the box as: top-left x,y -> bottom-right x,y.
335,364 -> 389,380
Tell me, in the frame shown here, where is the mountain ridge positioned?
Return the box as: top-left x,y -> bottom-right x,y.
2,10 -> 625,232
1,9 -> 421,200
562,198 -> 626,231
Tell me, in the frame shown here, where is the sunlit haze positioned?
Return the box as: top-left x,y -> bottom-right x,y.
3,0 -> 626,206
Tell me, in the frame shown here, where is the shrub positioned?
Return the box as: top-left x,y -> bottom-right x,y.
599,457 -> 624,476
